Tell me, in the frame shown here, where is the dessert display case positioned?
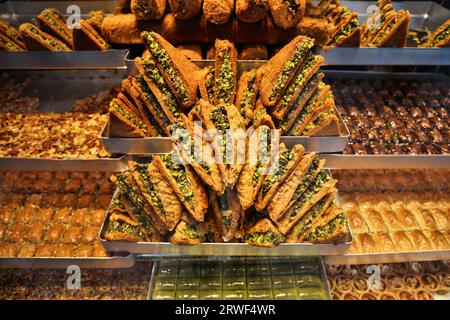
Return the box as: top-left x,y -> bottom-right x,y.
0,0 -> 449,301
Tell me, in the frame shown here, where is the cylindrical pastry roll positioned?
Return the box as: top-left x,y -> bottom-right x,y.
378,293 -> 396,300
397,290 -> 414,300
352,276 -> 369,292
269,0 -> 306,29
422,273 -> 439,291
176,44 -> 203,60
333,275 -> 352,292
238,44 -> 268,60
386,274 -> 404,290
235,0 -> 269,23
361,292 -> 377,300
404,275 -> 422,290
409,261 -> 425,275
203,0 -> 235,25
169,0 -> 202,20
414,290 -> 433,300
131,0 -> 166,20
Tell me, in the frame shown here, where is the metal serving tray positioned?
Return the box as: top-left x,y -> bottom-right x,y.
146,257 -> 331,300
0,1 -> 127,69
99,184 -> 353,257
115,60 -> 350,154
0,253 -> 136,269
324,249 -> 450,265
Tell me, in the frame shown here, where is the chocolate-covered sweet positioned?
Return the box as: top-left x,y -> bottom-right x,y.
418,118 -> 432,130
401,97 -> 413,107
352,143 -> 368,155
430,129 -> 444,143
388,118 -> 404,129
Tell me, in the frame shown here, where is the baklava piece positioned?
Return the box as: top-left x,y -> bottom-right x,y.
81,226 -> 98,243
372,232 -> 396,252
34,244 -> 57,257
17,243 -> 36,257
55,244 -> 73,257
391,231 -> 416,252
95,194 -> 111,209
77,195 -> 95,208
70,208 -> 91,226
39,208 -> 54,223
0,243 -> 18,257
62,226 -> 82,244
14,205 -> 37,224
64,179 -> 82,193
80,180 -> 97,195
344,209 -> 369,234
91,209 -> 106,227
406,230 -> 433,251
5,223 -> 28,242
53,208 -> 73,224
74,244 -> 93,257
44,224 -> 65,243
26,222 -> 46,243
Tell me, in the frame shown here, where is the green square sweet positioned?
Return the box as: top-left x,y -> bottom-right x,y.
248,290 -> 273,300
199,291 -> 222,300
176,277 -> 200,290
247,276 -> 272,290
297,288 -> 327,300
223,266 -> 246,277
270,263 -> 294,276
201,264 -> 222,278
154,277 -> 177,291
223,277 -> 246,290
293,260 -> 320,275
271,275 -> 296,289
152,290 -> 175,300
200,277 -> 222,291
156,266 -> 178,278
246,264 -> 271,276
295,274 -> 322,288
175,291 -> 199,300
273,288 -> 297,300
223,290 -> 247,300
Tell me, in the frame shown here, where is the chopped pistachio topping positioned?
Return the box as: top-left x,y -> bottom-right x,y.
260,149 -> 294,197
307,215 -> 346,241
216,49 -> 234,103
245,231 -> 284,245
162,153 -> 194,205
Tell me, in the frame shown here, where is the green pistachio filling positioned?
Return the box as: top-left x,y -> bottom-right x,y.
277,54 -> 319,114
304,107 -> 333,132
41,10 -> 70,39
27,24 -> 67,50
260,149 -> 294,197
290,155 -> 320,203
162,153 -> 194,206
252,128 -> 272,186
0,36 -> 21,51
143,32 -> 189,103
280,74 -> 320,130
330,17 -> 359,45
289,170 -> 331,219
286,83 -> 325,135
114,174 -> 151,228
269,39 -> 314,101
370,13 -> 405,46
135,75 -> 171,127
137,94 -> 164,136
205,66 -> 215,100
295,197 -> 330,238
239,73 -> 257,119
430,25 -> 450,47
107,220 -> 146,239
141,57 -> 179,115
211,105 -> 231,163
110,100 -> 147,133
245,231 -> 285,245
136,163 -> 167,219
216,49 -> 234,103
307,215 -> 346,241
181,223 -> 200,240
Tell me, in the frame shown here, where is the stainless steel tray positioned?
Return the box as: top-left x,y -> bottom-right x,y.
0,155 -> 129,172
99,187 -> 353,257
0,253 -> 136,269
146,256 -> 331,300
112,60 -> 350,154
0,1 -> 126,70
101,122 -> 350,155
324,249 -> 450,265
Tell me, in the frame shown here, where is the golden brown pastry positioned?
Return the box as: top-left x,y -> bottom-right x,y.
355,233 -> 377,253
268,0 -> 306,29
406,230 -> 433,251
169,0 -> 202,20
424,231 -> 449,250
203,0 -> 235,25
131,0 -> 166,20
360,208 -> 388,232
344,209 -> 369,234
236,0 -> 269,23
391,231 -> 416,251
372,232 -> 396,252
